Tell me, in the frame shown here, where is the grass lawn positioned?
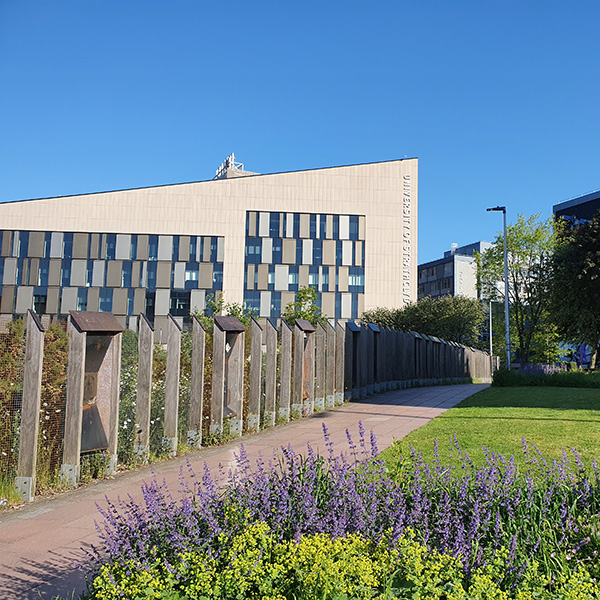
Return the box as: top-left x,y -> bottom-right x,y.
381,386 -> 600,470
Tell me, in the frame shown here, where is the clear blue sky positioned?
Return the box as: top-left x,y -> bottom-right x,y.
1,1 -> 599,263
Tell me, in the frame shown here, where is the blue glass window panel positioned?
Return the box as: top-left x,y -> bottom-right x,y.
211,237 -> 218,263
19,231 -> 29,257
349,216 -> 359,241
243,290 -> 260,312
296,239 -> 302,265
86,260 -> 93,287
185,279 -> 198,290
15,258 -> 24,285
313,240 -> 322,266
335,293 -> 341,320
320,215 -> 327,239
170,291 -> 190,316
267,265 -> 274,291
122,261 -> 132,288
288,266 -> 298,292
245,238 -> 262,264
0,259 -> 3,284
38,259 -> 49,287
336,241 -> 343,265
147,262 -> 157,290
321,268 -> 329,293
33,293 -> 47,314
145,292 -> 155,320
213,263 -> 223,288
272,238 -> 282,264
293,214 -> 300,239
190,236 -> 197,260
333,215 -> 339,240
270,213 -> 280,238
62,232 -> 73,259
61,259 -> 71,287
309,214 -> 317,239
44,233 -> 52,258
172,236 -> 180,262
127,289 -> 135,315
348,267 -> 365,292
309,266 -> 319,286
148,235 -> 158,261
99,288 -> 113,312
351,293 -> 359,319
130,235 -> 138,260
270,293 -> 281,319
77,288 -> 88,311
106,234 -> 116,260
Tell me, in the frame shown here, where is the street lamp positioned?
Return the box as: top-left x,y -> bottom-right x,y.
487,206 -> 511,368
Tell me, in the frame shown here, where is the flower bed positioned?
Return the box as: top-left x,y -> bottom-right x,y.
80,425 -> 600,599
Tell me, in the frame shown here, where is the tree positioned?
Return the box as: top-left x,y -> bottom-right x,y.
550,212 -> 600,368
363,295 -> 486,347
282,286 -> 327,327
477,213 -> 557,365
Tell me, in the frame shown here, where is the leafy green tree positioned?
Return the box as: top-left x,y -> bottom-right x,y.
282,286 -> 327,327
550,212 -> 600,368
477,213 -> 557,364
363,295 -> 485,347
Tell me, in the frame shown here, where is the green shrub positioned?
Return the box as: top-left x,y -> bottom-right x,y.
82,525 -> 600,600
492,367 -> 600,388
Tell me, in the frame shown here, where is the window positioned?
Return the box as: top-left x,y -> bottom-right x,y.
33,294 -> 47,314
106,234 -> 116,260
148,235 -> 158,261
77,288 -> 88,311
62,233 -> 73,259
61,260 -> 71,287
99,288 -> 113,312
122,261 -> 132,288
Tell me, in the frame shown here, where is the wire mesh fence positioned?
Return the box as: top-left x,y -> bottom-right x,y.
36,323 -> 68,488
0,317 -> 26,481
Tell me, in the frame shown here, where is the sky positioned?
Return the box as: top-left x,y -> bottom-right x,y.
1,1 -> 599,263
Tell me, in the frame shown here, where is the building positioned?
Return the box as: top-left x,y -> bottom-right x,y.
553,189 -> 600,226
417,241 -> 491,300
0,157 -> 418,334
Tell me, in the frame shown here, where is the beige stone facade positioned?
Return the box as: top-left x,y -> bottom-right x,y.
0,159 -> 417,327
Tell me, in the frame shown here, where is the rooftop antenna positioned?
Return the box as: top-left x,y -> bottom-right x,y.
214,153 -> 245,179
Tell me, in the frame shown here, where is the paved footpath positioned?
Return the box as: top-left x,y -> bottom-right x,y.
0,383 -> 488,600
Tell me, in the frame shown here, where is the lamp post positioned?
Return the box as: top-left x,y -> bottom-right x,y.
487,206 -> 511,368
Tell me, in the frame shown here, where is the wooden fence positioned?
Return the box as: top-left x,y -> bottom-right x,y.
11,310 -> 493,501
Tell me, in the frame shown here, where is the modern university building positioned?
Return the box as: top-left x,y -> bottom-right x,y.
0,156 -> 418,335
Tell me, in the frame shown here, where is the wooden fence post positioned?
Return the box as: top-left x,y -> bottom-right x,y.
264,319 -> 278,427
162,315 -> 181,457
15,310 -> 45,502
187,315 -> 205,448
61,317 -> 86,486
210,320 -> 225,436
134,314 -> 154,461
326,322 -> 336,408
212,316 -> 245,438
279,321 -> 292,421
292,322 -> 303,417
107,331 -> 122,475
336,322 -> 346,404
315,323 -> 326,412
248,318 -> 262,432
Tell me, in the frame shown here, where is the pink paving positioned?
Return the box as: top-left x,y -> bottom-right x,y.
0,383 -> 488,600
